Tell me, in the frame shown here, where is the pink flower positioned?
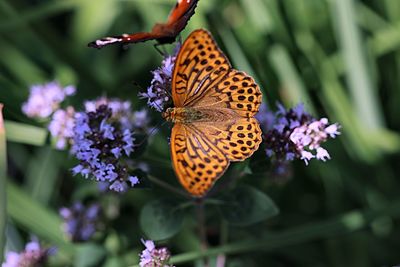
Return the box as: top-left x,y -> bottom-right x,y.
139,239 -> 173,267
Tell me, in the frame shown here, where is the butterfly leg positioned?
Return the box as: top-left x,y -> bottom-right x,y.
153,43 -> 168,56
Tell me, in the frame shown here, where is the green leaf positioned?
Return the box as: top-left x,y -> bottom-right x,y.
74,243 -> 106,267
139,198 -> 184,241
7,183 -> 75,257
4,120 -> 47,146
218,185 -> 279,226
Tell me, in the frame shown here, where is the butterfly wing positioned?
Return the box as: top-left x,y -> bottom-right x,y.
88,0 -> 199,49
165,0 -> 199,33
170,123 -> 229,197
172,29 -> 231,107
194,117 -> 262,162
88,32 -> 165,49
170,117 -> 262,197
172,29 -> 262,117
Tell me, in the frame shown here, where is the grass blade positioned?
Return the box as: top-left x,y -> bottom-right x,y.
4,121 -> 47,146
7,182 -> 75,257
0,104 -> 7,263
330,0 -> 384,129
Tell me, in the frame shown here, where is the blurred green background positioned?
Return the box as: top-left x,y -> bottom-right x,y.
1,0 -> 400,266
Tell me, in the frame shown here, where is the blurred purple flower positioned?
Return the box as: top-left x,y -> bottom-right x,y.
255,102 -> 276,132
263,103 -> 341,165
132,109 -> 152,134
22,81 -> 75,119
48,106 -> 75,150
59,202 -> 101,242
71,104 -> 139,192
139,49 -> 178,112
2,240 -> 53,267
139,239 -> 173,267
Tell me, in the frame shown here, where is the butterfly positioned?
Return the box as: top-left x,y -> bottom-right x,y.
162,29 -> 263,197
88,0 -> 199,49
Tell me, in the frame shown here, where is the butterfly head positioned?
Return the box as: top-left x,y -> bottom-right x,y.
162,107 -> 177,122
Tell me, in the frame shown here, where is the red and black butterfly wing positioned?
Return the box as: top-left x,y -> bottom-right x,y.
165,0 -> 199,33
88,0 -> 199,49
88,32 -> 165,49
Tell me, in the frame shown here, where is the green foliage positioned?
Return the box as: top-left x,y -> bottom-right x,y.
218,185 -> 279,226
74,244 -> 106,267
139,198 -> 185,241
4,121 -> 47,146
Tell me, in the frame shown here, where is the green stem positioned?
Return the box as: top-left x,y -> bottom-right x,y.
0,104 -> 7,263
166,199 -> 400,264
147,175 -> 190,199
196,200 -> 209,267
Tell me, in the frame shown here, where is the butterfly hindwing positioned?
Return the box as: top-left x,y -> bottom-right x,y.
170,123 -> 229,196
192,117 -> 262,162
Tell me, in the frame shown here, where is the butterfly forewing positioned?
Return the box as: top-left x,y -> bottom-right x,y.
172,29 -> 231,107
166,0 -> 199,31
195,70 -> 262,117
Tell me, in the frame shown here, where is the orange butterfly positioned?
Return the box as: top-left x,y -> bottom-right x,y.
162,29 -> 263,197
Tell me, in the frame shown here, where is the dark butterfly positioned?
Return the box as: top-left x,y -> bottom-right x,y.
88,0 -> 199,49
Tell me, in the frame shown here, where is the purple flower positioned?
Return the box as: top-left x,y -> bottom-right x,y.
128,176 -> 139,186
22,81 -> 76,119
263,103 -> 341,165
59,202 -> 101,242
84,97 -> 133,131
139,239 -> 173,267
109,180 -> 127,192
139,49 -> 178,112
255,102 -> 275,132
48,106 -> 75,149
2,240 -> 53,267
132,109 -> 151,133
71,103 -> 139,192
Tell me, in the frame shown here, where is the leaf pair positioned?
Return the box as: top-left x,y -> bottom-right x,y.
139,185 -> 279,241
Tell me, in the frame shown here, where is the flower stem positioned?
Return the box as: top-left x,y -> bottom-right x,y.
166,199 -> 400,264
196,199 -> 209,267
146,174 -> 190,199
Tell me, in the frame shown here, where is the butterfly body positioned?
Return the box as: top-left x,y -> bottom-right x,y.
166,29 -> 263,197
163,107 -> 238,123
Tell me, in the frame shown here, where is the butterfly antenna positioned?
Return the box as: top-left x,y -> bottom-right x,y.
135,120 -> 168,147
133,80 -> 145,91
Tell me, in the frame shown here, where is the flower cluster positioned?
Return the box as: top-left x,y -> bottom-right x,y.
139,239 -> 173,267
139,54 -> 176,112
59,202 -> 101,242
22,81 -> 75,119
85,98 -> 151,134
262,103 -> 340,165
48,106 -> 76,149
1,240 -> 52,267
71,104 -> 139,192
